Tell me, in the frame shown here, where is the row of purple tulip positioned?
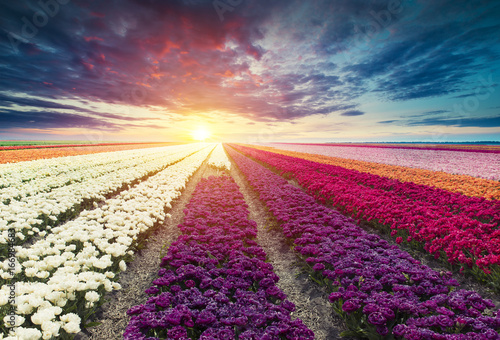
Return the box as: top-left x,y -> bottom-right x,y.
124,175 -> 314,339
227,145 -> 500,339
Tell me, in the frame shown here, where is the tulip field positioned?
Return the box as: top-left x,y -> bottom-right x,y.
1,143 -> 499,339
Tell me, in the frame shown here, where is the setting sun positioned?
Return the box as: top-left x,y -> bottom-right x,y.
191,126 -> 210,141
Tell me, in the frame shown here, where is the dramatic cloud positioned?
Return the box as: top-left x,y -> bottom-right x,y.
0,0 -> 498,139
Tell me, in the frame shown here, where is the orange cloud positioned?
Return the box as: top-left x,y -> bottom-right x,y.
216,70 -> 235,78
84,36 -> 104,42
82,61 -> 94,71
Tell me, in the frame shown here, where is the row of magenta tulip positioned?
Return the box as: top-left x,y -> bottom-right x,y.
124,175 -> 314,339
226,145 -> 500,339
231,144 -> 500,290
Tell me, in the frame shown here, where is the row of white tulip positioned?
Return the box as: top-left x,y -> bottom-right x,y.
0,144 -> 214,340
0,146 -> 171,190
0,144 -> 196,202
0,144 -> 205,247
207,143 -> 231,170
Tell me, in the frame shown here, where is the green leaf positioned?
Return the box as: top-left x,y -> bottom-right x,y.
84,321 -> 101,328
65,304 -> 77,313
340,330 -> 362,337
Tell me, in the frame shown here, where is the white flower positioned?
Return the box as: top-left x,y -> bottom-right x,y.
62,320 -> 81,334
1,272 -> 13,280
60,313 -> 81,334
35,271 -> 49,279
119,260 -> 127,272
104,281 -> 113,292
31,312 -> 51,325
12,327 -> 42,340
31,306 -> 61,326
27,295 -> 43,309
207,143 -> 231,170
17,303 -> 34,315
60,313 -> 80,324
41,320 -> 60,339
3,315 -> 25,327
84,291 -> 99,303
25,267 -> 38,277
45,292 -> 64,304
92,255 -> 112,269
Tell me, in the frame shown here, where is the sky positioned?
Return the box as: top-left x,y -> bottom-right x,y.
0,0 -> 499,143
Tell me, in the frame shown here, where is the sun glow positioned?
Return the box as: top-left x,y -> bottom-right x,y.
191,126 -> 211,141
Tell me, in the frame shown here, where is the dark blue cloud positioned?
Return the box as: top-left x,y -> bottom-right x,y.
341,110 -> 365,116
378,115 -> 500,128
0,108 -> 163,130
0,93 -> 159,122
407,115 -> 500,128
421,110 -> 451,115
402,110 -> 452,119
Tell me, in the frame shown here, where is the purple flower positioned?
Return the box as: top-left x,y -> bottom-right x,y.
363,304 -> 378,315
155,293 -> 172,308
379,307 -> 395,321
145,286 -> 159,295
342,299 -> 361,313
435,315 -> 454,328
165,311 -> 182,326
392,324 -> 405,337
368,312 -> 387,326
313,263 -> 325,271
126,305 -> 145,316
329,292 -> 342,303
167,326 -> 188,338
195,310 -> 216,326
376,325 -> 389,336
436,306 -> 455,317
